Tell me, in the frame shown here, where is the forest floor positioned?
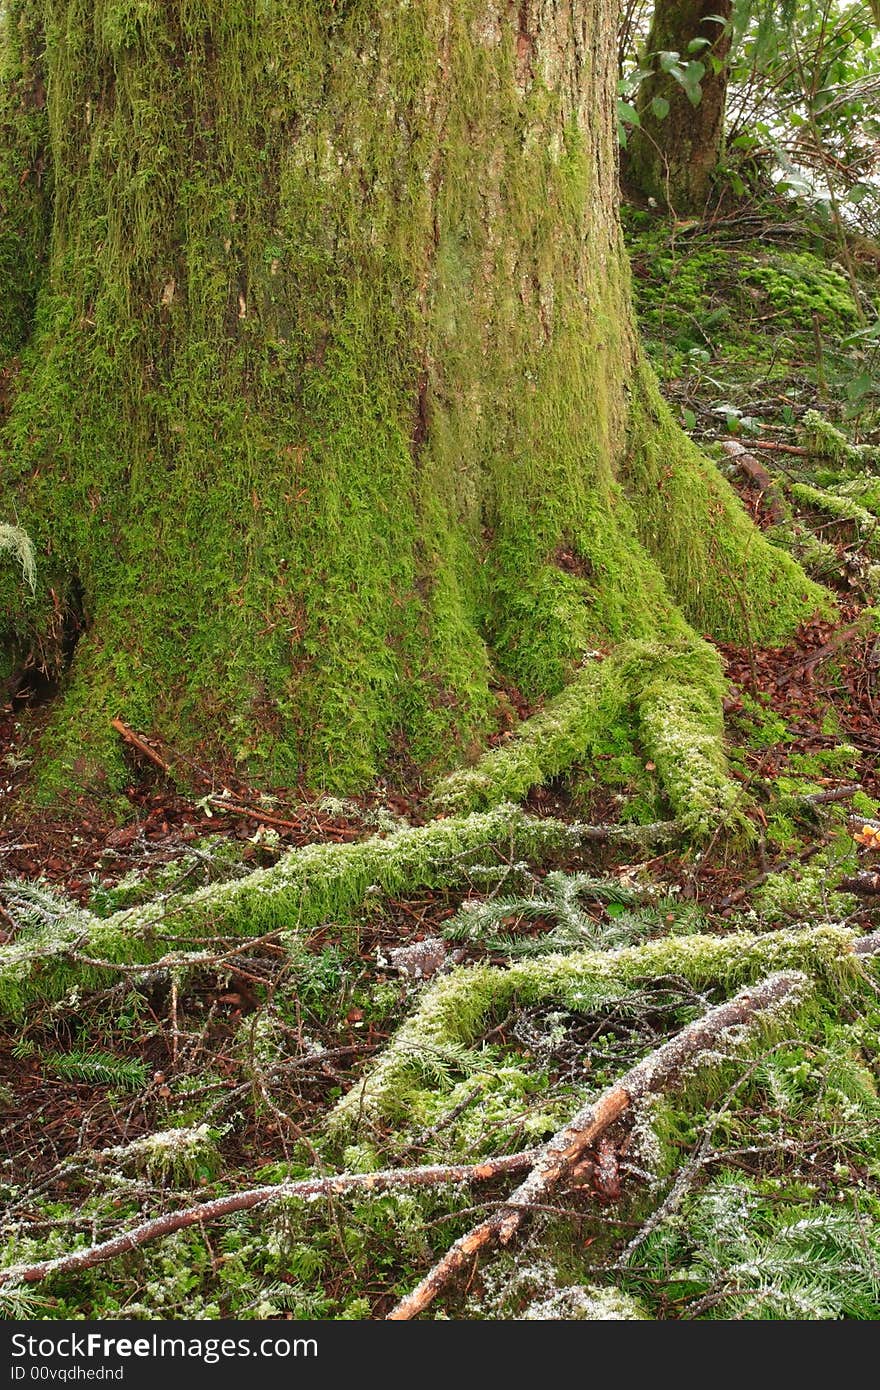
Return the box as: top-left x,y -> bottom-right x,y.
1,190 -> 880,1321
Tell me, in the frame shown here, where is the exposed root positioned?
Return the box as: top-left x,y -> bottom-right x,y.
430,655 -> 625,815
0,805 -> 641,1015
789,482 -> 880,557
800,410 -> 878,467
432,638 -> 744,837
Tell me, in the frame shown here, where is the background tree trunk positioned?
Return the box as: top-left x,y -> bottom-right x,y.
0,0 -> 820,797
627,0 -> 733,214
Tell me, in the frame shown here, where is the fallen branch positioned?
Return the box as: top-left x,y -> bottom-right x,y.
0,1150 -> 540,1289
331,924 -> 880,1135
386,971 -> 807,1319
796,784 -> 861,806
850,814 -> 880,839
722,440 -> 787,523
111,717 -> 175,778
775,623 -> 862,688
748,441 -> 810,457
111,718 -> 319,835
719,842 -> 824,909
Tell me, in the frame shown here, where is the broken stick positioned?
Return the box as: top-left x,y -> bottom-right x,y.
721,440 -> 787,523
0,1149 -> 540,1289
387,970 -> 806,1319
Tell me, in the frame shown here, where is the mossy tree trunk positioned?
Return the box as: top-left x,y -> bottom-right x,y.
627,0 -> 732,214
0,1 -> 821,798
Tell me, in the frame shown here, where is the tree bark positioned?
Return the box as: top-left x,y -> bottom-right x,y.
627,0 -> 733,214
0,1 -> 818,795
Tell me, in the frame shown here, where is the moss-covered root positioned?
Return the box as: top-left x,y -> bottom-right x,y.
0,805 -> 592,1017
768,518 -> 846,581
328,925 -> 870,1134
432,637 -> 743,838
430,654 -> 628,815
622,640 -> 746,838
790,482 -> 880,558
800,410 -> 878,467
621,364 -> 831,645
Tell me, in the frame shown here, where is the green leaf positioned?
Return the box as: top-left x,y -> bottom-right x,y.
617,100 -> 640,127
845,373 -> 873,402
687,37 -> 712,51
658,49 -> 682,73
650,95 -> 670,120
682,408 -> 697,430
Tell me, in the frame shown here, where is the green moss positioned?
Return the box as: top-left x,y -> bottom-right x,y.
801,409 -> 871,464
752,835 -> 860,922
431,652 -> 630,814
0,2 -> 823,800
329,924 -> 869,1132
0,804 -> 587,1015
790,482 -> 880,556
744,253 -> 859,334
621,364 -> 830,645
433,634 -> 763,837
0,5 -> 50,359
838,476 -> 880,515
731,691 -> 793,750
622,217 -> 873,438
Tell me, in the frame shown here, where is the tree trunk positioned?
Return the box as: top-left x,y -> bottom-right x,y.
0,1 -> 821,797
627,0 -> 732,214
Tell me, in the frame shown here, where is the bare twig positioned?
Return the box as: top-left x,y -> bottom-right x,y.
0,1151 -> 540,1289
797,784 -> 861,806
111,717 -> 175,777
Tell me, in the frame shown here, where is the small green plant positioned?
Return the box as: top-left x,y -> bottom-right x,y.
46,1050 -> 148,1091
444,871 -> 650,955
634,1174 -> 880,1319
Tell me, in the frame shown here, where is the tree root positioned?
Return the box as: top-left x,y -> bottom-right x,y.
789,482 -> 880,556
386,971 -> 807,1318
0,805 -> 682,1016
721,433 -> 880,598
329,924 -> 877,1134
432,638 -> 744,838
